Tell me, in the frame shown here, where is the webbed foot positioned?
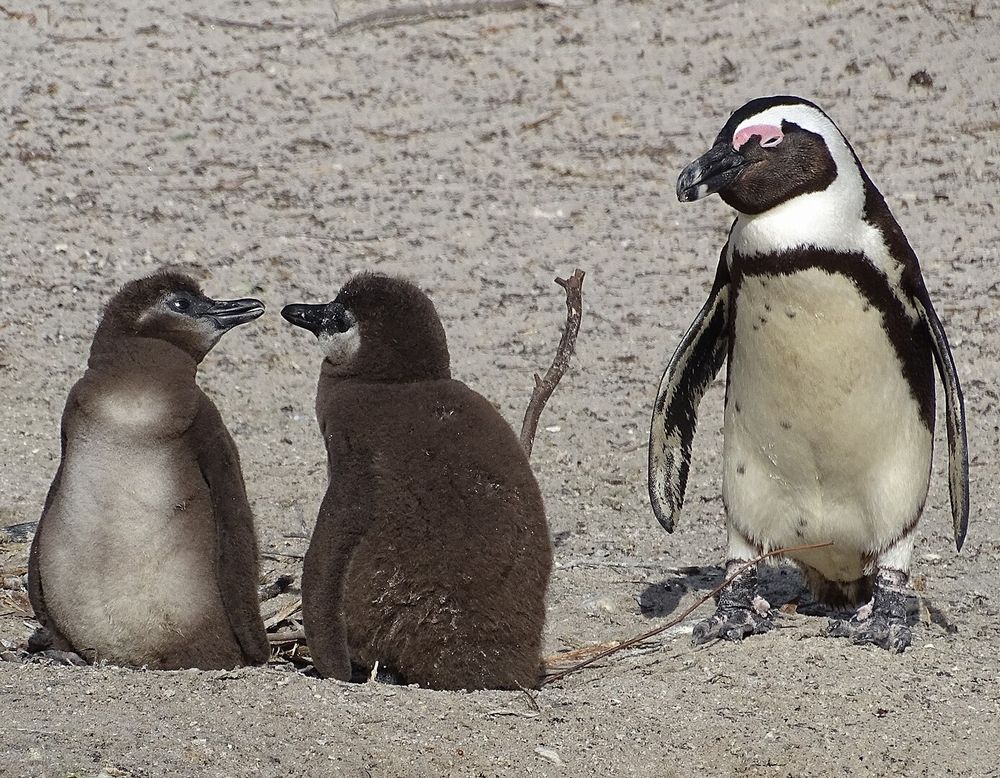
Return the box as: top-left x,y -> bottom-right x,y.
26,625 -> 83,660
826,568 -> 911,653
27,649 -> 88,666
692,564 -> 775,645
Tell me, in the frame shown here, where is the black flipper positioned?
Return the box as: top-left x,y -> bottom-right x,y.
912,290 -> 969,550
648,251 -> 731,532
192,399 -> 270,665
28,389 -> 77,654
302,481 -> 366,682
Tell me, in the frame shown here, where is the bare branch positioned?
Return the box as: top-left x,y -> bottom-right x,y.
331,0 -> 562,37
540,541 -> 834,686
264,598 -> 302,630
520,269 -> 585,458
267,629 -> 306,644
183,12 -> 300,31
519,109 -> 562,132
0,5 -> 36,24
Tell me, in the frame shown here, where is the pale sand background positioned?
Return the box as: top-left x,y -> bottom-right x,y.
1,1 -> 998,775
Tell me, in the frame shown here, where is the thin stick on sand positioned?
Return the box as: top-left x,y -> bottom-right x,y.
541,541 -> 834,686
331,0 -> 563,37
520,269 -> 585,458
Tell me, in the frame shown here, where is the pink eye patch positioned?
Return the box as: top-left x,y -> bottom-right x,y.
733,124 -> 784,150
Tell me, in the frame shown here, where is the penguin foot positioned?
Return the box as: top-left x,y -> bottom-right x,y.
826,613 -> 911,653
27,649 -> 88,666
826,568 -> 912,653
26,626 -> 54,653
692,598 -> 775,644
692,563 -> 774,645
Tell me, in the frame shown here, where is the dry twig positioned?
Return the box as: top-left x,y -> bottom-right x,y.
520,269 -> 585,457
0,5 -> 36,24
519,109 -> 562,132
264,597 -> 302,630
543,638 -> 622,666
268,629 -> 306,643
331,0 -> 562,37
183,12 -> 300,31
541,541 -> 834,686
486,709 -> 540,718
47,34 -> 121,43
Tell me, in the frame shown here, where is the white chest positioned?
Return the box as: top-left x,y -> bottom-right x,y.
41,429 -> 222,661
722,268 -> 933,574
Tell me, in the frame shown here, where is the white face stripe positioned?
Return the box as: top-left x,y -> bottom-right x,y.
135,307 -> 223,349
726,102 -> 916,319
318,327 -> 360,366
733,103 -> 846,144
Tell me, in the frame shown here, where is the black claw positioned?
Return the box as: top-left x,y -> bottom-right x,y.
694,606 -> 775,645
27,649 -> 87,666
26,626 -> 53,653
826,569 -> 913,652
692,564 -> 774,645
826,616 -> 912,652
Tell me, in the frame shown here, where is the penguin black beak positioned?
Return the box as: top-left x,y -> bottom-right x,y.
205,298 -> 266,330
281,303 -> 329,337
677,140 -> 749,202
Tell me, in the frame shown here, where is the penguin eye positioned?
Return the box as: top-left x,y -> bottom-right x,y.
332,309 -> 353,333
170,296 -> 192,313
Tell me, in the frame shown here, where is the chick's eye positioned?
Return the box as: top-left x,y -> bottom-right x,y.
170,297 -> 192,312
332,309 -> 353,333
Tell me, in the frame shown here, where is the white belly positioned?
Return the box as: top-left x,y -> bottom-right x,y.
723,269 -> 933,580
41,432 -> 226,664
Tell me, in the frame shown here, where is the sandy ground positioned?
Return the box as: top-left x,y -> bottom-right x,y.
1,0 -> 999,775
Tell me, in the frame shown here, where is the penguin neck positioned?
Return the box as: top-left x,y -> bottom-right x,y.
728,165 -> 916,320
88,337 -> 200,382
79,338 -> 202,435
730,158 -> 867,260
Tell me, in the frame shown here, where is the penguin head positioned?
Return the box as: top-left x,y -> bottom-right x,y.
281,273 -> 451,382
676,96 -> 855,215
92,271 -> 265,362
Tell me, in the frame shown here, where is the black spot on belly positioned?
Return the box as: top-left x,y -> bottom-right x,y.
786,310 -> 796,319
797,516 -> 808,529
759,315 -> 768,325
780,420 -> 792,430
734,401 -> 742,414
730,248 -> 935,429
764,303 -> 772,312
736,463 -> 746,475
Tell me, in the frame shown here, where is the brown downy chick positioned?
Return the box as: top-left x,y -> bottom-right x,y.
282,273 -> 552,690
28,270 -> 270,670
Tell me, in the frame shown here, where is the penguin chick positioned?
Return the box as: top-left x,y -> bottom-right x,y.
649,96 -> 969,652
28,271 -> 270,669
282,274 -> 552,690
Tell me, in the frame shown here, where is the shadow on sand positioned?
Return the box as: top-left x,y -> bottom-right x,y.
637,563 -> 926,630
